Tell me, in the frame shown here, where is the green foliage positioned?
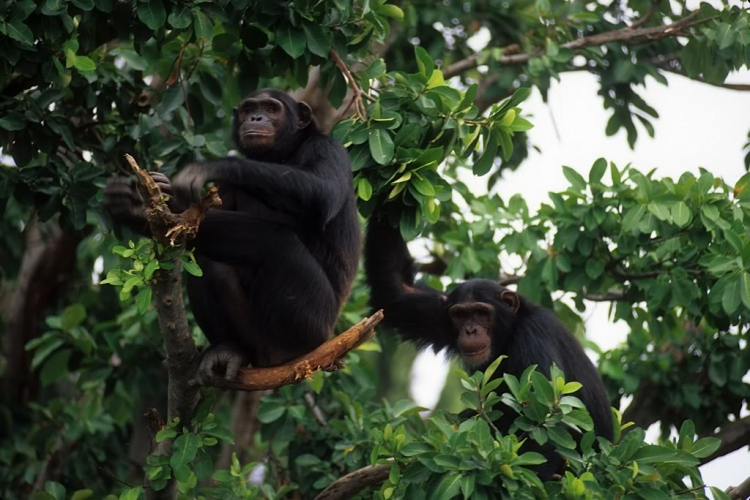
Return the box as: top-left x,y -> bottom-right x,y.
1,0 -> 748,498
370,358 -> 727,499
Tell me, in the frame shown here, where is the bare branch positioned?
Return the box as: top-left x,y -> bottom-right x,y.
329,49 -> 372,121
444,11 -> 706,78
203,311 -> 383,392
314,464 -> 391,500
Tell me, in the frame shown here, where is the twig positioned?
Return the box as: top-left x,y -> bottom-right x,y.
202,311 -> 384,391
87,456 -> 135,488
314,464 -> 391,500
727,475 -> 750,500
305,392 -> 328,427
444,11 -> 708,78
630,1 -> 660,29
329,49 -> 370,121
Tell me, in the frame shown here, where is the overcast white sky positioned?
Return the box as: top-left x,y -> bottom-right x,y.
409,68 -> 750,491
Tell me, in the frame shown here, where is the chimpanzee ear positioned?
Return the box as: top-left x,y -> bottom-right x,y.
297,101 -> 313,129
500,290 -> 520,315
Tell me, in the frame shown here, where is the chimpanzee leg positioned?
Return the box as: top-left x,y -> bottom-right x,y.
193,210 -> 338,370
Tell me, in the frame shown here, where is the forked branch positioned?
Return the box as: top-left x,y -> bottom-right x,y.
203,311 -> 384,391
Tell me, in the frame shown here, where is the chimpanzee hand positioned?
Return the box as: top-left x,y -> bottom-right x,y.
149,171 -> 186,212
198,343 -> 248,381
172,164 -> 210,208
103,176 -> 146,228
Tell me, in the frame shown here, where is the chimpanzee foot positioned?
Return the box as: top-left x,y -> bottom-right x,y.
199,344 -> 248,381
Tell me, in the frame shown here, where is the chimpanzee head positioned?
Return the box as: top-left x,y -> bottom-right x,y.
232,89 -> 315,160
446,280 -> 521,368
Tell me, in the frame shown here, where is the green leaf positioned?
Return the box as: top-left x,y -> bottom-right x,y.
257,403 -> 286,423
740,272 -> 750,310
585,259 -> 605,279
72,0 -> 94,10
0,113 -> 26,131
589,158 -> 607,184
302,21 -> 330,57
168,4 -> 192,28
701,204 -> 720,221
430,472 -> 462,500
71,490 -> 94,500
622,205 -> 646,232
357,177 -> 373,201
135,288 -> 152,314
193,449 -> 213,481
276,23 -> 305,58
183,260 -> 203,277
170,433 -> 201,470
204,426 -> 235,444
377,4 -> 404,19
40,349 -> 72,386
61,304 -> 86,330
722,275 -> 741,315
472,129 -> 498,176
547,427 -> 576,449
369,129 -> 395,165
414,46 -> 434,78
411,176 -> 436,197
155,427 -> 177,442
73,56 -> 96,72
716,22 -> 736,50
8,19 -> 34,46
513,452 -> 547,466
562,166 -> 587,191
137,0 -> 166,31
192,9 -> 214,41
119,487 -> 144,500
671,201 -> 691,227
562,381 -> 582,394
647,202 -> 671,222
690,437 -> 721,458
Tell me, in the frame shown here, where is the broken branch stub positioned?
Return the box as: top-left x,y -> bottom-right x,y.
204,310 -> 384,392
124,154 -> 221,246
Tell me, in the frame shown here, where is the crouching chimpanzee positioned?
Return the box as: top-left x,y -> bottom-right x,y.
104,89 -> 360,379
364,215 -> 612,478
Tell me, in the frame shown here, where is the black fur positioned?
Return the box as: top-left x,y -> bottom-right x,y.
364,216 -> 612,477
105,89 -> 360,377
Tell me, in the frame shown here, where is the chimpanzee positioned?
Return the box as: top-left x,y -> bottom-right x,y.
364,216 -> 612,477
104,89 -> 360,379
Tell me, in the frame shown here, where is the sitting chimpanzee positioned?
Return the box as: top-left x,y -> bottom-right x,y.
364,215 -> 612,478
104,89 -> 360,379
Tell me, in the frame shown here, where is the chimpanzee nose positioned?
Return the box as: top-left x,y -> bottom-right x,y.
465,325 -> 478,336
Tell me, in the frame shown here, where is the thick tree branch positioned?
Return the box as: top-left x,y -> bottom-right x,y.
701,415 -> 750,465
444,11 -> 704,78
203,311 -> 384,392
314,464 -> 391,500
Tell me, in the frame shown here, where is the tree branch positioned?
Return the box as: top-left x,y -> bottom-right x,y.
329,48 -> 373,121
444,11 -> 705,78
203,311 -> 383,392
701,415 -> 750,465
314,464 -> 391,500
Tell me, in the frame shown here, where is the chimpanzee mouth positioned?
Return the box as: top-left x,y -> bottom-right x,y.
461,345 -> 489,359
242,132 -> 272,137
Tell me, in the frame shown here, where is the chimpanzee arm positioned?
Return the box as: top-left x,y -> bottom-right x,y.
364,216 -> 452,351
174,137 -> 349,223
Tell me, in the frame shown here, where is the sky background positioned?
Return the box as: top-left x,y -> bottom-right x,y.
409,66 -> 750,491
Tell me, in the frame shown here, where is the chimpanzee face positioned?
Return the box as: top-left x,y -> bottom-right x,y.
232,90 -> 313,159
448,285 -> 521,368
235,94 -> 286,151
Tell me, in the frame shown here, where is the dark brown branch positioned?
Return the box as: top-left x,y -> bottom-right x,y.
329,49 -> 372,121
203,311 -> 383,392
444,11 -> 705,78
701,415 -> 750,465
585,291 -> 626,301
314,464 -> 391,500
727,474 -> 750,500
